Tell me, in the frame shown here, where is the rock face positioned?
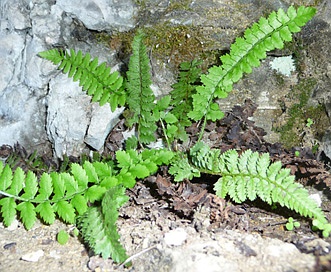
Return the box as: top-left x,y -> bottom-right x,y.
0,0 -> 330,159
46,74 -> 92,158
56,0 -> 137,31
0,0 -> 130,158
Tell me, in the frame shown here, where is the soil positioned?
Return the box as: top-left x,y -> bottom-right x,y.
1,100 -> 331,271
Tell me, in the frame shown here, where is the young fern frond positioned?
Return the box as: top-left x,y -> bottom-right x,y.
125,31 -> 157,144
170,59 -> 202,122
184,142 -> 331,237
153,60 -> 203,145
39,49 -> 125,110
188,6 -> 316,127
167,60 -> 202,142
168,153 -> 201,182
77,186 -> 129,262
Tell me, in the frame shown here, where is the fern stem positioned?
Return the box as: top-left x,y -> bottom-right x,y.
0,188 -> 88,204
159,118 -> 172,150
197,117 -> 208,142
0,190 -> 27,202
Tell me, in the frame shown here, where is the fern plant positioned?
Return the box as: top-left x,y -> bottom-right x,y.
1,5 -> 327,265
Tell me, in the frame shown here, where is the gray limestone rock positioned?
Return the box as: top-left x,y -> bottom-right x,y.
0,32 -> 25,91
85,105 -> 124,151
0,83 -> 48,151
0,24 -> 49,151
56,0 -> 137,31
0,0 -> 31,31
0,0 -> 130,157
46,74 -> 92,159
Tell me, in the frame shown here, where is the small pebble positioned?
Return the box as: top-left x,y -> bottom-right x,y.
309,193 -> 322,207
164,228 -> 187,246
49,250 -> 61,259
305,239 -> 330,253
4,242 -> 16,250
7,219 -> 19,231
21,249 -> 44,262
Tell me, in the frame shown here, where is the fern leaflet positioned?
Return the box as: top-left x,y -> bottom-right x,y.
39,48 -> 125,110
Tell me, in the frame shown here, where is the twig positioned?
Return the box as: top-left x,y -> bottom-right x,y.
116,245 -> 159,269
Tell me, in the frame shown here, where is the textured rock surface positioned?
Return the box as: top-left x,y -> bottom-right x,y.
0,0 -> 128,157
157,229 -> 316,272
56,0 -> 137,31
46,74 -> 92,159
85,105 -> 124,152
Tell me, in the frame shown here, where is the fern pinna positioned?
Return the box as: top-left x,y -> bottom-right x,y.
185,142 -> 331,237
188,6 -> 316,136
0,149 -> 174,262
39,48 -> 125,111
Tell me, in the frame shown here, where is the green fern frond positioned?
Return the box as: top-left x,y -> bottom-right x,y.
125,30 -> 158,144
162,59 -> 202,143
0,161 -> 101,229
39,48 -> 125,110
0,161 -> 105,228
0,148 -> 174,259
77,185 -> 129,262
0,142 -> 171,261
170,60 -> 201,123
0,148 -> 174,230
186,142 -> 331,236
188,6 -> 316,123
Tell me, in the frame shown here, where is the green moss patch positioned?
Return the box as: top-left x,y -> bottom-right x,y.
274,78 -> 328,149
97,23 -> 220,72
